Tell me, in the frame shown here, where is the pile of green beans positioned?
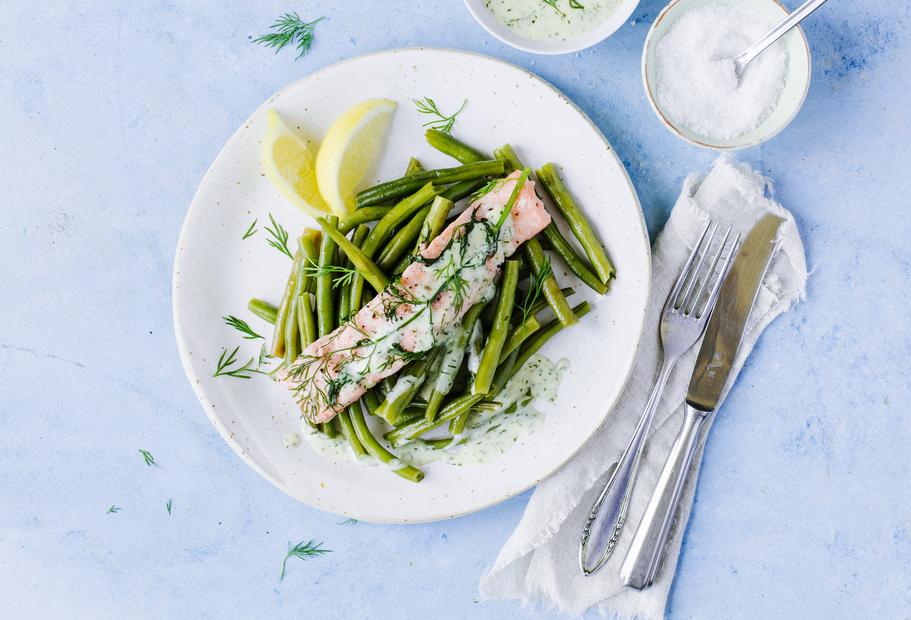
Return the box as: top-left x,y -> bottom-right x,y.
245,132 -> 613,482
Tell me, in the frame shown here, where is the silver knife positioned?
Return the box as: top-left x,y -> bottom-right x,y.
619,213 -> 785,590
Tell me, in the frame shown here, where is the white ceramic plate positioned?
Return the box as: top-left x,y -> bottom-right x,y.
173,48 -> 650,523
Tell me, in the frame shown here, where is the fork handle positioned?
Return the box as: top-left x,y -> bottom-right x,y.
619,403 -> 712,590
579,359 -> 673,575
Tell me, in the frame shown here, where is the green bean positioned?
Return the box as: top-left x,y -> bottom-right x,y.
248,298 -> 278,324
425,302 -> 486,422
525,286 -> 575,319
296,294 -> 316,346
336,406 -> 368,458
441,179 -> 485,202
376,204 -> 430,271
387,393 -> 484,447
524,238 -> 576,327
284,297 -> 301,366
356,160 -> 506,208
452,349 -> 518,435
350,183 -> 439,309
316,216 -> 339,338
492,144 -> 522,172
339,206 -> 391,234
271,252 -> 303,357
318,218 -> 388,293
474,260 -> 520,395
500,314 -> 541,362
417,196 -> 454,249
350,401 -> 424,483
541,223 -> 608,294
425,129 -> 488,164
404,157 -> 424,175
536,163 -> 615,284
375,349 -> 440,425
513,301 -> 591,376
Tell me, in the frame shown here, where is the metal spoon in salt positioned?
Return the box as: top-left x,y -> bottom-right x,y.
730,0 -> 829,80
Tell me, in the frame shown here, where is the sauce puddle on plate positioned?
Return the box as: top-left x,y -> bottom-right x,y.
298,354 -> 568,468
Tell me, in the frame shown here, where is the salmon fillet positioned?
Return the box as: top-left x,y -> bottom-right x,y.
285,171 -> 551,423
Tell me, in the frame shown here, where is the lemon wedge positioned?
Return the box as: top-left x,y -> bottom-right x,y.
262,109 -> 330,218
316,98 -> 397,215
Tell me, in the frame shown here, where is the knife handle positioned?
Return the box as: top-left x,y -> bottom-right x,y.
619,403 -> 711,590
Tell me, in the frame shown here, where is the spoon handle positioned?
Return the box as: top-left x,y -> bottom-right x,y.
734,0 -> 829,70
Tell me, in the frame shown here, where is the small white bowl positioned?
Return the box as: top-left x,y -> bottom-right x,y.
463,0 -> 641,55
642,0 -> 811,149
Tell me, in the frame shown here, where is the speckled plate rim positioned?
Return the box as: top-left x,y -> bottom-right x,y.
172,47 -> 651,523
641,0 -> 812,150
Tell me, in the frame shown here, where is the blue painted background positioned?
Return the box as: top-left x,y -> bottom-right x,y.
2,1 -> 909,618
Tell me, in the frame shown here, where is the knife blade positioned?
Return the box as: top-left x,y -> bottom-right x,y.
686,213 -> 784,412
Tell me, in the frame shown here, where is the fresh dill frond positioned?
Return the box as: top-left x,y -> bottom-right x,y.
106,505 -> 121,514
337,518 -> 358,526
265,213 -> 293,259
166,499 -> 173,515
413,97 -> 467,135
518,259 -> 552,324
214,346 -> 263,379
495,168 -> 531,231
542,0 -> 566,17
470,178 -> 504,201
242,219 -> 258,240
253,13 -> 325,60
138,449 -> 158,467
280,539 -> 331,580
569,0 -> 585,8
301,259 -> 358,290
223,315 -> 265,340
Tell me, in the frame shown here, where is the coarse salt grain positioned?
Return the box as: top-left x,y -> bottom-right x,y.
655,4 -> 789,140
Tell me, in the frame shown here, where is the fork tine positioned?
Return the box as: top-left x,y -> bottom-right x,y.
665,220 -> 713,313
700,232 -> 742,318
689,226 -> 732,317
676,221 -> 718,311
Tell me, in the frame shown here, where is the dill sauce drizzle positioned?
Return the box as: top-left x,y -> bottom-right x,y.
484,0 -> 623,42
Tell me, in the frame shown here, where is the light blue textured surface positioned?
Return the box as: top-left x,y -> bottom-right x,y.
2,1 -> 909,618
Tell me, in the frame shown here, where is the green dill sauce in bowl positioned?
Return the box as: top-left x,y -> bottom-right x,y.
464,0 -> 639,54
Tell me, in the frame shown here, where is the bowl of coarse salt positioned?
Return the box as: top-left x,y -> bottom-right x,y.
642,0 -> 811,149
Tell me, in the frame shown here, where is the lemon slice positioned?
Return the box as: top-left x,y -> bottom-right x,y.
262,109 -> 330,218
316,98 -> 397,215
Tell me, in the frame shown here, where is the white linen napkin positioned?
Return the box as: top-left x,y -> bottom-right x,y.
479,157 -> 808,618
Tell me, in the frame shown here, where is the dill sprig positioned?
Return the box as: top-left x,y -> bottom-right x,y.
106,505 -> 121,514
569,0 -> 585,8
223,315 -> 265,340
542,0 -> 566,17
470,178 -> 504,201
253,13 -> 325,60
242,219 -> 258,240
518,259 -> 552,325
138,449 -> 158,467
337,518 -> 358,526
301,259 -> 358,289
280,540 -> 331,580
214,346 -> 263,379
265,213 -> 293,259
413,97 -> 466,135
166,499 -> 173,515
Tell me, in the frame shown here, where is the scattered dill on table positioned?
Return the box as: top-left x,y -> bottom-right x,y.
106,505 -> 121,514
166,499 -> 173,515
253,13 -> 325,60
280,540 -> 331,580
138,449 -> 158,467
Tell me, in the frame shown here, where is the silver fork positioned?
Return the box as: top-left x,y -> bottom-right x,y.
579,220 -> 739,576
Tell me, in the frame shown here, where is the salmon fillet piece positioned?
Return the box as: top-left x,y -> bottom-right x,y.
285,171 -> 551,423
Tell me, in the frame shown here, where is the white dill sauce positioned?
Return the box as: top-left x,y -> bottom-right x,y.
484,0 -> 622,42
655,5 -> 788,140
398,354 -> 568,466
